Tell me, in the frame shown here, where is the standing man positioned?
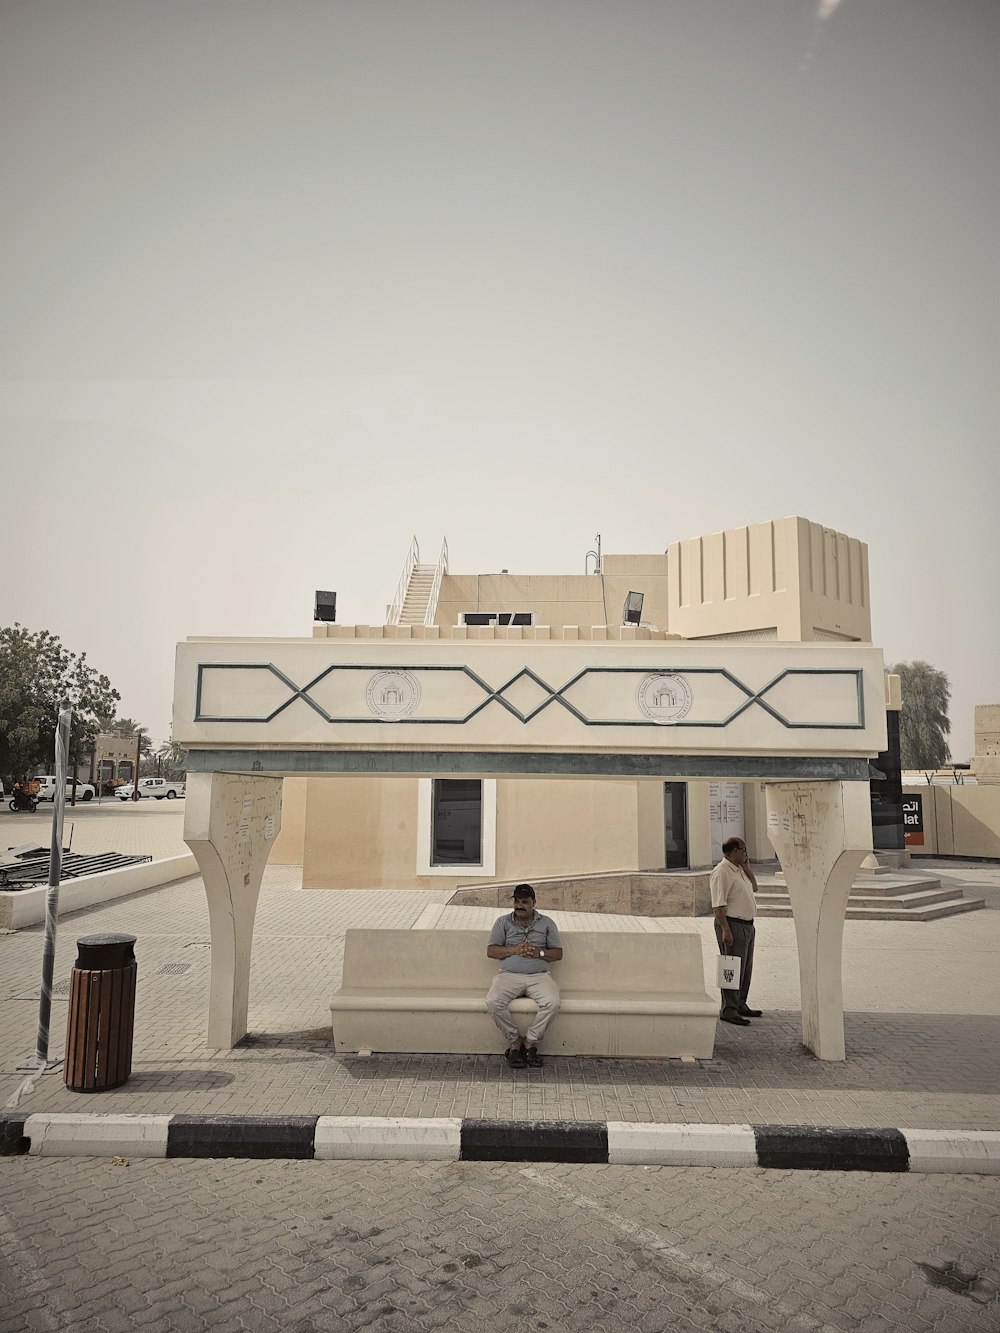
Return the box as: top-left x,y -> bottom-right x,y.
486,884 -> 562,1068
711,836 -> 762,1026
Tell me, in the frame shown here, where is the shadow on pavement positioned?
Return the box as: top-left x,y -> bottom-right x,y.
327,1010 -> 1000,1095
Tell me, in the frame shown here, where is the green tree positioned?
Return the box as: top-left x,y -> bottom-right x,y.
0,624 -> 121,782
888,660 -> 952,769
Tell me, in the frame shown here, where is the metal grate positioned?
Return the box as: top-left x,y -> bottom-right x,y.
10,979 -> 72,1001
156,962 -> 193,976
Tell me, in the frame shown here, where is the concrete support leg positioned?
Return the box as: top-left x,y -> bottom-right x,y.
764,780 -> 872,1061
183,773 -> 283,1049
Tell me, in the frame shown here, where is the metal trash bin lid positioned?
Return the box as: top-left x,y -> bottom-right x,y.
74,933 -> 137,970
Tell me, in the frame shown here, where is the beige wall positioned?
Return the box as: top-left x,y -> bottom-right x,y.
686,781 -> 714,868
301,775 -> 641,889
267,777 -> 307,864
666,516 -> 870,643
636,780 -> 666,869
904,783 -> 1000,859
496,779 -> 638,880
745,782 -> 775,862
798,518 -> 870,642
304,777 -> 420,889
434,555 -> 670,633
429,527 -> 869,644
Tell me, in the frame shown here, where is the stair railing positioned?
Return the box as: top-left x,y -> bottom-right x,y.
425,536 -> 449,626
387,535 -> 420,625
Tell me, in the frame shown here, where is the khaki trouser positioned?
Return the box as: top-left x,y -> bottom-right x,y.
486,970 -> 561,1047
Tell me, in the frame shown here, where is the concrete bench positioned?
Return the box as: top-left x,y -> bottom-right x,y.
330,929 -> 717,1059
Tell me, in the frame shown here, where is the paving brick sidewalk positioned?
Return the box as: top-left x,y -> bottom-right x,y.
3,858 -> 998,1130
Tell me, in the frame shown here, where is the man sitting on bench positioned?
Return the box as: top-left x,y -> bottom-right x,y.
486,883 -> 563,1068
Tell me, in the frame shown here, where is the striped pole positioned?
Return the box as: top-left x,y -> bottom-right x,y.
33,700 -> 72,1070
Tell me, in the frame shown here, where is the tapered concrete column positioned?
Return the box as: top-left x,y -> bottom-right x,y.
184,772 -> 283,1049
764,780 -> 872,1061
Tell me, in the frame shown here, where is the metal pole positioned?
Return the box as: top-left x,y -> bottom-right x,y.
21,699 -> 72,1073
132,732 -> 141,800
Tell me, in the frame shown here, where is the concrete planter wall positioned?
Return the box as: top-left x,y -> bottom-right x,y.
0,854 -> 198,930
449,870 -> 714,917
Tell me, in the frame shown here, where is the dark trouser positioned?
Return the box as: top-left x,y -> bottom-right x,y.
715,917 -> 755,1019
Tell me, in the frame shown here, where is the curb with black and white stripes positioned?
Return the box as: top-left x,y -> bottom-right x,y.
2,1113 -> 998,1173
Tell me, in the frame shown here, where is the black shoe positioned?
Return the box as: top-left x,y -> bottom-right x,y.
525,1046 -> 543,1067
739,1007 -> 763,1018
504,1046 -> 527,1068
720,1015 -> 751,1026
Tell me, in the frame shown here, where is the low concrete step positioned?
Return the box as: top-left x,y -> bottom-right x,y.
757,895 -> 985,922
755,862 -> 986,920
758,886 -> 960,912
760,873 -> 952,900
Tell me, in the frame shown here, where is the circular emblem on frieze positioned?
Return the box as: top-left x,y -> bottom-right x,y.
365,669 -> 421,720
636,672 -> 693,723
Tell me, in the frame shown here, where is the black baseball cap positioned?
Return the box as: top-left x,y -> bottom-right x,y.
511,883 -> 536,900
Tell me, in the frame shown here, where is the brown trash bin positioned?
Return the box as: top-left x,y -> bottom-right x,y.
64,933 -> 137,1092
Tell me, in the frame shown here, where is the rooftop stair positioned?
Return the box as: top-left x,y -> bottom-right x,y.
398,566 -> 436,625
386,536 -> 448,627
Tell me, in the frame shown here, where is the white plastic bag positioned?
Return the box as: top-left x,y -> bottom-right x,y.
715,952 -> 741,990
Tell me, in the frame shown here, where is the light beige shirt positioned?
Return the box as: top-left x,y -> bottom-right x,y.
709,858 -> 756,920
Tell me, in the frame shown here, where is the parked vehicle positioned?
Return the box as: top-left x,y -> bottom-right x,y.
33,776 -> 95,802
117,777 -> 186,801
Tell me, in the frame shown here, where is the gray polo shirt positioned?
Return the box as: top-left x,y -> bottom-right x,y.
488,910 -> 562,974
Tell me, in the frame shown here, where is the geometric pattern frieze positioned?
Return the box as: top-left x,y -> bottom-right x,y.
195,662 -> 865,729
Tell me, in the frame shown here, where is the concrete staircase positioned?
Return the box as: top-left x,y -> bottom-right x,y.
451,863 -> 985,923
398,566 -> 436,625
755,864 -> 985,921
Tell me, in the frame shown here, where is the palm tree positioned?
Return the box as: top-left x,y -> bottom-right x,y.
155,739 -> 188,780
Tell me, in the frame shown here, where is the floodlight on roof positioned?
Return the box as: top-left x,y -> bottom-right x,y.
623,591 -> 644,625
314,590 -> 337,622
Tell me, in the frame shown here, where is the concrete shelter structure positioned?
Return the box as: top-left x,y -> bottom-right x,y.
173,515 -> 888,1062
287,516 -> 874,889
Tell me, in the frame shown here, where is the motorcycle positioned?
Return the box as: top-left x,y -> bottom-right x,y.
8,788 -> 39,813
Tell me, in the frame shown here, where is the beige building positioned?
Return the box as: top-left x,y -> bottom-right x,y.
270,515 -> 876,888
90,732 -> 142,789
972,704 -> 1000,785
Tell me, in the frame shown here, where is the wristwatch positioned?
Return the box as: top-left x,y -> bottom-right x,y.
539,949 -> 546,959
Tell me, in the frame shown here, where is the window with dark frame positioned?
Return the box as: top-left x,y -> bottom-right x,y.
431,779 -> 483,865
459,612 -> 534,627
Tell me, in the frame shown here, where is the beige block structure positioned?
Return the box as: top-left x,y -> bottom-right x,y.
765,780 -> 872,1060
184,773 -> 283,1049
175,626 -> 885,1058
903,782 -> 1000,859
175,515 -> 894,1059
330,928 -> 718,1058
973,704 -> 1000,785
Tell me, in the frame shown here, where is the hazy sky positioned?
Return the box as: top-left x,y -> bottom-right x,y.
2,0 -> 997,761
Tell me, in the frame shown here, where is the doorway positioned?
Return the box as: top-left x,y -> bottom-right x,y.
663,782 -> 689,869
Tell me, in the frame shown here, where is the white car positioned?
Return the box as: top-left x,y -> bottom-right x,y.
118,777 -> 185,801
33,776 -> 96,802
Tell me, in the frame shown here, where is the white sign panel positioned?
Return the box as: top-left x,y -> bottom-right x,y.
710,781 -> 745,863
